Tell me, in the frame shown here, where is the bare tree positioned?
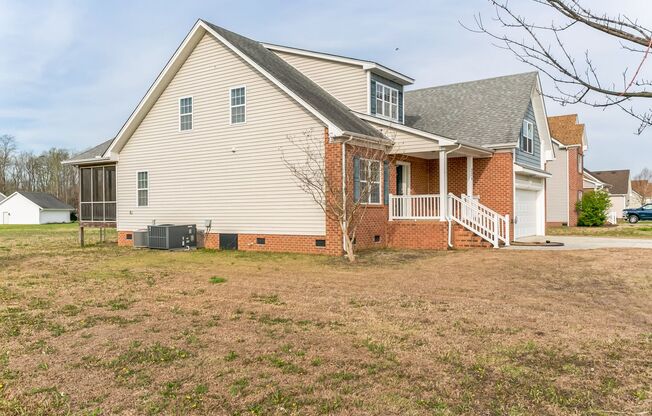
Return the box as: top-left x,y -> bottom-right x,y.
466,1 -> 652,133
1,134 -> 79,207
0,134 -> 17,193
282,130 -> 394,262
632,168 -> 652,205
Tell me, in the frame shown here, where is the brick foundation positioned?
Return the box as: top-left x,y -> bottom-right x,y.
201,232 -> 340,255
387,220 -> 449,250
118,231 -> 134,247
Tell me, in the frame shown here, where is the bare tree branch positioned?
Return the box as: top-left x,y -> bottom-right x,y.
464,0 -> 652,132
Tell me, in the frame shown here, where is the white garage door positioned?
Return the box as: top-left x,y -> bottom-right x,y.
515,189 -> 538,239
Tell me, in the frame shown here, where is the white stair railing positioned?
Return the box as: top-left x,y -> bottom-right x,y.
448,193 -> 510,248
606,211 -> 617,225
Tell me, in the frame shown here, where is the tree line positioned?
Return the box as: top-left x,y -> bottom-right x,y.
0,134 -> 78,208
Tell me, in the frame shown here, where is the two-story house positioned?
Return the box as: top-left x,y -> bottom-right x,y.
64,20 -> 553,254
545,114 -> 588,226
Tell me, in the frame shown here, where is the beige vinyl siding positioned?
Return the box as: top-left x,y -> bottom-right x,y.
117,33 -> 327,235
545,141 -> 569,223
365,121 -> 439,154
273,51 -> 368,113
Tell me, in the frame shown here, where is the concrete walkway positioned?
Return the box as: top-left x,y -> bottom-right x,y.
507,235 -> 652,250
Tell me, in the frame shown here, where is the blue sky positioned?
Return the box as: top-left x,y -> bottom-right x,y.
1,0 -> 650,173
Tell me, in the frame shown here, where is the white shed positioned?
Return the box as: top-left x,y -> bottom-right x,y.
0,192 -> 75,225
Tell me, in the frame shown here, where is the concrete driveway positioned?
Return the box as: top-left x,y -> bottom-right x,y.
507,235 -> 652,250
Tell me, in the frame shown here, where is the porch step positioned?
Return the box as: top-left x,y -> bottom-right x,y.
452,225 -> 496,249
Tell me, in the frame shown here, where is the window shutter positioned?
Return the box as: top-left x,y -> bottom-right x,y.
353,156 -> 360,201
398,90 -> 404,123
370,80 -> 377,115
383,160 -> 389,205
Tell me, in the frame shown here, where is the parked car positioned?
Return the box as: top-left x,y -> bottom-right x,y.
623,203 -> 652,223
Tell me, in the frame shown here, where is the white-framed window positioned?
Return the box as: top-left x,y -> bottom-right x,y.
230,86 -> 246,124
375,82 -> 398,121
179,97 -> 193,131
521,120 -> 534,154
137,171 -> 148,207
577,153 -> 583,174
578,190 -> 583,202
359,159 -> 381,204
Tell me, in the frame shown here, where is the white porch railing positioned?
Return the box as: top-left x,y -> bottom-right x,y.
607,211 -> 618,225
389,194 -> 441,220
448,193 -> 510,248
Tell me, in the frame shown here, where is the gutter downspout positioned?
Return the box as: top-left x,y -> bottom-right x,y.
444,144 -> 462,248
342,138 -> 347,253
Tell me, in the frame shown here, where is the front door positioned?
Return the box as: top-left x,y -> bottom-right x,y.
395,163 -> 411,217
396,163 -> 410,195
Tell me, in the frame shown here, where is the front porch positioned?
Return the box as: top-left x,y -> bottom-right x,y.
384,145 -> 514,248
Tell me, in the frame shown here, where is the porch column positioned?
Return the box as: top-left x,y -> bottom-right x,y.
439,149 -> 448,221
466,156 -> 473,197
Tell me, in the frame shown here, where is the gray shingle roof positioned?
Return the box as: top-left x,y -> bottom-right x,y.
202,20 -> 383,139
16,192 -> 75,210
404,72 -> 538,147
68,138 -> 113,162
591,170 -> 630,195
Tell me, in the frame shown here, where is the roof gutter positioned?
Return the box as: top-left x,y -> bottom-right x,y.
61,157 -> 114,166
337,131 -> 394,147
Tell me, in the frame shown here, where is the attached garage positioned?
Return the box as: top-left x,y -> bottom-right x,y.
514,173 -> 546,239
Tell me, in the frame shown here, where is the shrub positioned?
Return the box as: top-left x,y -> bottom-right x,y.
576,190 -> 611,226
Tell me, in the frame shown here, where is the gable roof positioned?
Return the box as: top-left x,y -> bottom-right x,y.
584,169 -> 611,188
404,72 -> 540,147
5,192 -> 75,210
591,170 -> 630,195
548,114 -> 585,147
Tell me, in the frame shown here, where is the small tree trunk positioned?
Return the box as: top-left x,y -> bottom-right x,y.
340,221 -> 356,262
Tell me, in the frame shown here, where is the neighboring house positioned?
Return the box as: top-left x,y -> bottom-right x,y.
590,170 -> 639,217
545,114 -> 587,226
64,20 -> 553,254
583,169 -> 609,192
0,192 -> 74,225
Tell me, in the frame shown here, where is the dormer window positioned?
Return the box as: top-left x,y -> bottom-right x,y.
375,82 -> 399,121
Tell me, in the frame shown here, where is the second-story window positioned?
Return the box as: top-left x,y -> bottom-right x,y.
375,82 -> 398,120
230,86 -> 246,124
179,97 -> 193,131
521,120 -> 534,154
577,153 -> 583,174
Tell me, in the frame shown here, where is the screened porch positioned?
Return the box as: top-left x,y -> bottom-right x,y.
79,164 -> 117,224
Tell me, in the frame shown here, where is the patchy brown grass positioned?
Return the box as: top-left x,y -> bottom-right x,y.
0,224 -> 651,415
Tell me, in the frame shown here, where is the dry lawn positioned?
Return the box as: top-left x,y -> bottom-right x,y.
0,224 -> 651,415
